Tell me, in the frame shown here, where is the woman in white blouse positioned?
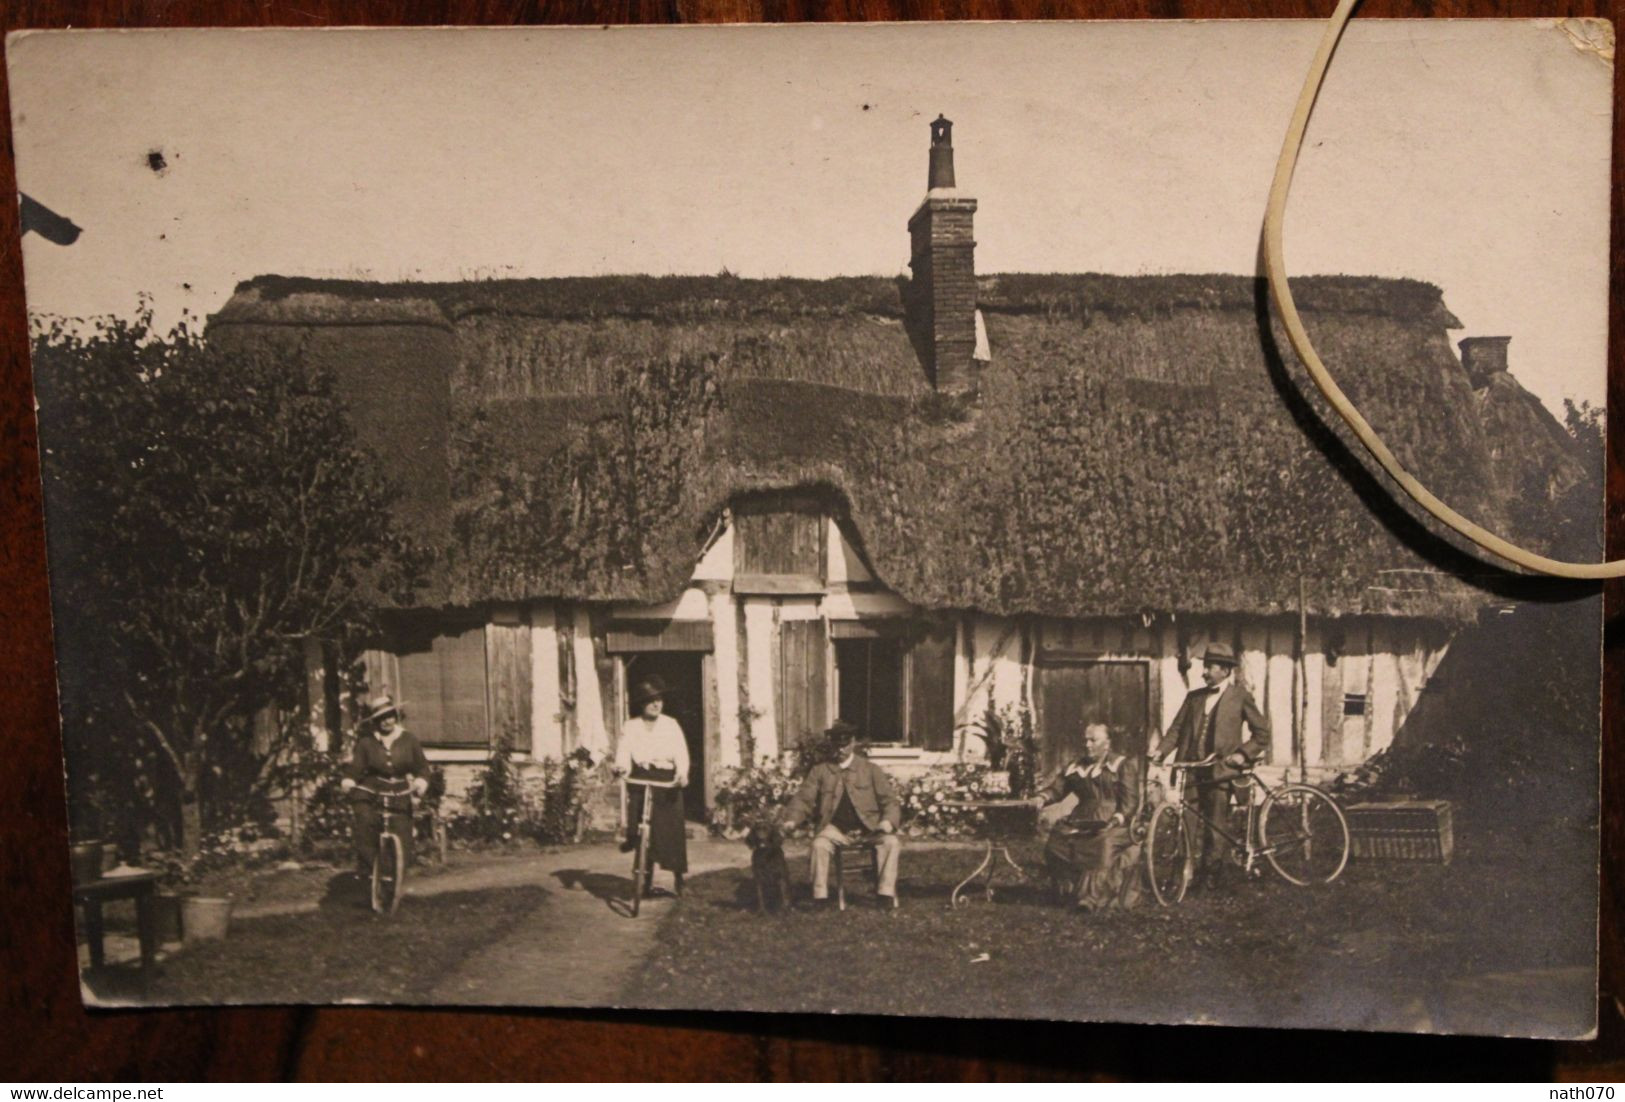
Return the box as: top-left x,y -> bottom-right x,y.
615,675 -> 689,895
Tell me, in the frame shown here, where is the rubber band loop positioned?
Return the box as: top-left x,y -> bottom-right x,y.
1262,0 -> 1620,579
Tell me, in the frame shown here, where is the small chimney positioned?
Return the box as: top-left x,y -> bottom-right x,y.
1458,336 -> 1511,388
907,116 -> 979,394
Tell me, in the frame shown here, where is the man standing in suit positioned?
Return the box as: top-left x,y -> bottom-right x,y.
1152,642 -> 1271,890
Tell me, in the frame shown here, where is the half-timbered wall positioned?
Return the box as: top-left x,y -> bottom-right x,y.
338,508 -> 1457,803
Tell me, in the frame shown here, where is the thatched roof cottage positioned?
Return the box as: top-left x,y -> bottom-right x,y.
208,120 -> 1587,816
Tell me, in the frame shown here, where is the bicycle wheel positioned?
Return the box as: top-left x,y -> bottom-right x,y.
372,831 -> 404,915
1145,803 -> 1192,906
1260,784 -> 1349,886
630,826 -> 649,917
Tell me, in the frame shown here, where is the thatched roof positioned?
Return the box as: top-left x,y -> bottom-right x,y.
208,272 -> 1590,622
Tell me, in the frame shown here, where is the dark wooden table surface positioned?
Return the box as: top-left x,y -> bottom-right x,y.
1,0 -> 1620,1081
73,871 -> 163,986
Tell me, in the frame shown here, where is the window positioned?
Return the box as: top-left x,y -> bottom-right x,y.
830,621 -> 956,751
390,624 -> 489,747
1342,693 -> 1368,717
835,637 -> 905,744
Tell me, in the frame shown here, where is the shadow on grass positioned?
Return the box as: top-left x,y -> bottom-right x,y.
679,853 -> 1058,918
85,883 -> 551,1007
317,871 -> 373,912
624,837 -> 1597,1037
553,868 -> 681,919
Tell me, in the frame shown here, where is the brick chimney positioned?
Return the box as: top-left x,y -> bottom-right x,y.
1458,336 -> 1511,388
907,116 -> 979,394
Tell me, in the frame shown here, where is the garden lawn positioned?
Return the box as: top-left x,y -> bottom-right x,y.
624,816 -> 1597,1037
89,881 -> 549,1006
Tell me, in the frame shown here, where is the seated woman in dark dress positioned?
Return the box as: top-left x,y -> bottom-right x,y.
1037,723 -> 1143,912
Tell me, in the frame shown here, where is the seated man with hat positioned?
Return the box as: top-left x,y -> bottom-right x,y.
1151,642 -> 1271,890
780,721 -> 903,908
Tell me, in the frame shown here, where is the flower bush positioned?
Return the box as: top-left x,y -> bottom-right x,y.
151,821 -> 291,884
525,747 -> 601,845
448,739 -> 526,843
446,742 -> 601,846
712,752 -> 1027,840
898,765 -> 1017,838
710,758 -> 802,837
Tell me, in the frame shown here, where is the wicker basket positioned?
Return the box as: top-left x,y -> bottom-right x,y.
1346,800 -> 1454,864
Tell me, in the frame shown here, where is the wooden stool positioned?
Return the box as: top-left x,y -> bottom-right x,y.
832,840 -> 896,910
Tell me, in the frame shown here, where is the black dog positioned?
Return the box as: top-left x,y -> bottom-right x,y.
745,820 -> 792,914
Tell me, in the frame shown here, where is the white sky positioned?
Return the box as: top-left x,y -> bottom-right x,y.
8,20 -> 1614,414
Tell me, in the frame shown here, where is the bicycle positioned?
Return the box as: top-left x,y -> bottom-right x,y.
1144,755 -> 1349,906
620,771 -> 682,918
354,782 -> 415,915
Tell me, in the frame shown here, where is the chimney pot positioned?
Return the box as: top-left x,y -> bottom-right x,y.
928,114 -> 956,190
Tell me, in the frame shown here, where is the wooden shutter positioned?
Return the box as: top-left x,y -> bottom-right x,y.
397,625 -> 489,747
778,619 -> 828,759
486,620 -> 532,753
734,496 -> 824,581
907,623 -> 956,751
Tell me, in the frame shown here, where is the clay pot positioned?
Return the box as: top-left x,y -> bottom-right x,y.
180,895 -> 233,942
69,841 -> 104,884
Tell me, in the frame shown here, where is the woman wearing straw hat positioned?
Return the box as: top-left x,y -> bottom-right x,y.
613,675 -> 689,896
340,694 -> 430,878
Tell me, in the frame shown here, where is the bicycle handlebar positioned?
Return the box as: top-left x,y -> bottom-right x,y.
620,775 -> 683,789
352,783 -> 417,807
1167,755 -> 1220,772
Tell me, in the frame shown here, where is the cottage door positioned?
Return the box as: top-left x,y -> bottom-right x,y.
1034,661 -> 1150,776
622,651 -> 707,821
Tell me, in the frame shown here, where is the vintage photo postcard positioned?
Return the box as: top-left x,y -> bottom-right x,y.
9,20 -> 1609,1036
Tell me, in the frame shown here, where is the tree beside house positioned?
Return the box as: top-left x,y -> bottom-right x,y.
31,314 -> 429,861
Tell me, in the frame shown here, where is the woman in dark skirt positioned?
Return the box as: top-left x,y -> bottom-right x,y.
1038,722 -> 1143,911
339,694 -> 430,876
613,675 -> 689,895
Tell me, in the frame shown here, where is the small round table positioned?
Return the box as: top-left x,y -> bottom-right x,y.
940,799 -> 1040,908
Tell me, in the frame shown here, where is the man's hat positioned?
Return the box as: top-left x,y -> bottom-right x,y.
1201,642 -> 1239,667
824,720 -> 862,745
630,675 -> 668,709
366,694 -> 401,722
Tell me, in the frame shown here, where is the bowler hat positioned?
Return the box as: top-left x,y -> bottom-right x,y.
824,720 -> 862,745
630,675 -> 668,709
366,693 -> 401,723
1201,642 -> 1239,667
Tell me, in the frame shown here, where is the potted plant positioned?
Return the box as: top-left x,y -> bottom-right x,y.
68,839 -> 105,884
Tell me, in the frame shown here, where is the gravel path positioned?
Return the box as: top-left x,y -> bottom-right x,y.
427,838 -> 748,1006
86,837 -> 984,1007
